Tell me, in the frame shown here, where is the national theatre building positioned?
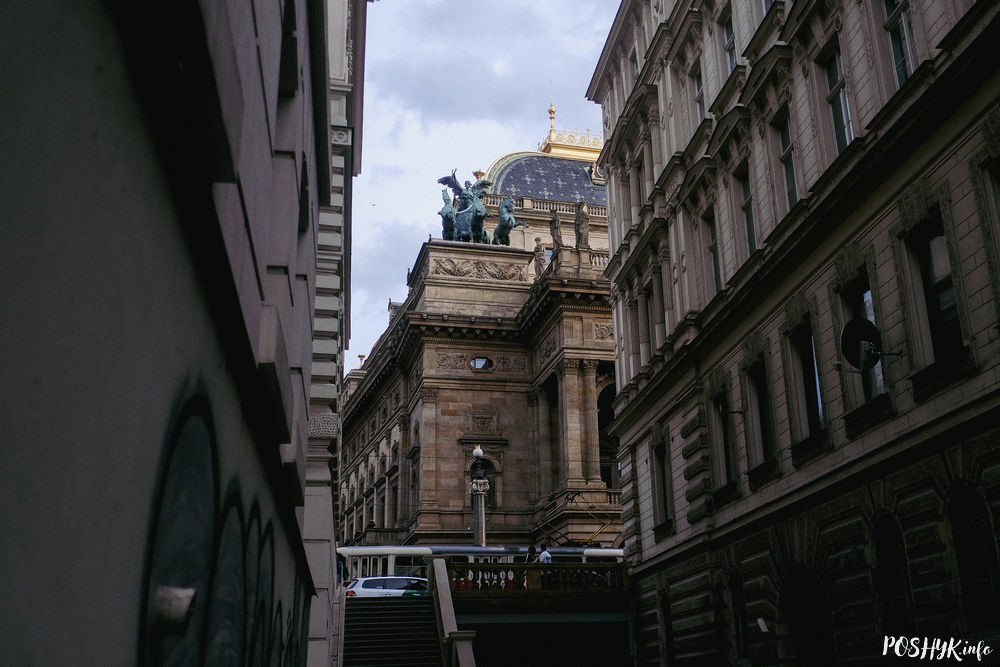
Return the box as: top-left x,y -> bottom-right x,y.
588,0 -> 1000,664
338,118 -> 625,549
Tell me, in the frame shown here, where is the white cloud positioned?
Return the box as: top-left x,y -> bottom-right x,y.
344,0 -> 619,371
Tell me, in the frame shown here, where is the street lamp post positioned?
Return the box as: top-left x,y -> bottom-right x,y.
470,445 -> 490,546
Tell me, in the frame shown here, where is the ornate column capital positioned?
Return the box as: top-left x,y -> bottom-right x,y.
581,359 -> 600,374
556,358 -> 581,377
420,387 -> 439,402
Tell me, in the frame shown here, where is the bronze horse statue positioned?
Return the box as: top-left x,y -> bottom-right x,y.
492,197 -> 530,245
437,170 -> 491,243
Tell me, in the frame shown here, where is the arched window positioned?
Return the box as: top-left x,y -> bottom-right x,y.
948,486 -> 1000,633
872,514 -> 914,635
479,458 -> 498,509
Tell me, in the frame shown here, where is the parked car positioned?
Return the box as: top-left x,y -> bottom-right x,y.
345,576 -> 428,597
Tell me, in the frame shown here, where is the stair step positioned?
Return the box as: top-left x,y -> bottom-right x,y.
342,597 -> 442,667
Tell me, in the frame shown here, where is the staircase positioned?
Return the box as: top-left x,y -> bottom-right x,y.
342,596 -> 442,666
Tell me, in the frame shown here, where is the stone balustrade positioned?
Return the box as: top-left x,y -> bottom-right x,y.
446,562 -> 627,596
481,193 -> 607,219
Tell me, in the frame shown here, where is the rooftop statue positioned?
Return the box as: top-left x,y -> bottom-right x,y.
492,197 -> 530,246
437,189 -> 456,240
437,169 -> 492,243
574,201 -> 590,249
548,208 -> 563,251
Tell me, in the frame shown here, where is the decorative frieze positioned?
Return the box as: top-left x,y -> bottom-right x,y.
495,356 -> 527,374
437,353 -> 467,370
541,335 -> 557,361
466,412 -> 500,434
595,323 -> 614,340
431,258 -> 526,281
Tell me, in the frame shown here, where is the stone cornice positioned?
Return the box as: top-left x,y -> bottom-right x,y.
517,276 -> 613,336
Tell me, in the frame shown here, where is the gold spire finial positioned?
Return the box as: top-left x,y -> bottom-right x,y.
548,101 -> 556,130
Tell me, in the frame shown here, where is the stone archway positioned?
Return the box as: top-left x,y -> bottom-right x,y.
779,564 -> 836,665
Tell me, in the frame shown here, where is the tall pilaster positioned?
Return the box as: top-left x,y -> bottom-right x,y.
650,265 -> 666,350
556,359 -> 585,486
648,112 -> 665,176
618,165 -> 633,230
581,360 -> 601,484
637,287 -> 651,367
640,127 -> 655,198
395,415 -> 408,528
658,240 -> 674,336
418,386 -> 439,526
629,162 -> 642,228
610,286 -> 627,385
626,285 -> 641,376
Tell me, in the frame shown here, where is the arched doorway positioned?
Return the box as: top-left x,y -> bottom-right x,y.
780,564 -> 836,665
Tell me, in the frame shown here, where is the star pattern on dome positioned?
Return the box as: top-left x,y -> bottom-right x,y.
491,154 -> 606,206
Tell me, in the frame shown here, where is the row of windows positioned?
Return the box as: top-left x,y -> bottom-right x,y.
642,178 -> 991,530
600,0 -> 940,302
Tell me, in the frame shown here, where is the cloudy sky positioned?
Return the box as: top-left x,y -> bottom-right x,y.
344,0 -> 620,371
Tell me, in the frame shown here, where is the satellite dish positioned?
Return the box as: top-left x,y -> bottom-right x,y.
840,318 -> 882,371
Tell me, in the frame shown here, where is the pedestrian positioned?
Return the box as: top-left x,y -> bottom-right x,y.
539,544 -> 552,564
526,545 -> 537,563
336,552 -> 346,585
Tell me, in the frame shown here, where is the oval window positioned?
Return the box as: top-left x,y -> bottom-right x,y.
469,357 -> 493,370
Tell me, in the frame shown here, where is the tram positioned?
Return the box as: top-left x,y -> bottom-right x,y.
338,544 -> 624,579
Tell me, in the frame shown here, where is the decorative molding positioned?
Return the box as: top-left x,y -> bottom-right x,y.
832,241 -> 865,291
331,127 -> 352,146
557,358 -> 581,376
595,323 -> 614,340
409,356 -> 424,389
431,258 -> 526,281
741,332 -> 767,364
466,412 -> 500,434
982,103 -> 1000,159
783,292 -> 810,329
495,356 -> 528,374
896,178 -> 932,230
309,411 -> 341,439
541,335 -> 557,361
420,387 -> 439,402
437,353 -> 467,370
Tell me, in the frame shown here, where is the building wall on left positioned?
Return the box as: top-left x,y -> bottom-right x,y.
0,0 -> 329,664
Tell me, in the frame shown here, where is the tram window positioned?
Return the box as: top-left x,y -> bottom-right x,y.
586,556 -> 617,563
361,559 -> 369,577
380,557 -> 388,575
395,556 -> 426,577
552,555 -> 583,563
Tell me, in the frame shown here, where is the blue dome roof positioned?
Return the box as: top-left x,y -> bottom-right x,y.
487,152 -> 606,206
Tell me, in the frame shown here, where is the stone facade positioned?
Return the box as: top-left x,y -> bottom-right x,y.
589,0 -> 1000,664
339,134 -> 623,549
304,1 -> 369,665
0,1 -> 337,664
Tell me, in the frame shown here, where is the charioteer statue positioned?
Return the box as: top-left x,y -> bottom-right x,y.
436,170 -> 530,245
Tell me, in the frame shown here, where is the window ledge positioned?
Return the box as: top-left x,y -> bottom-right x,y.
712,480 -> 740,507
652,519 -> 675,543
843,392 -> 895,439
747,457 -> 780,491
790,429 -> 831,467
910,345 -> 976,403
